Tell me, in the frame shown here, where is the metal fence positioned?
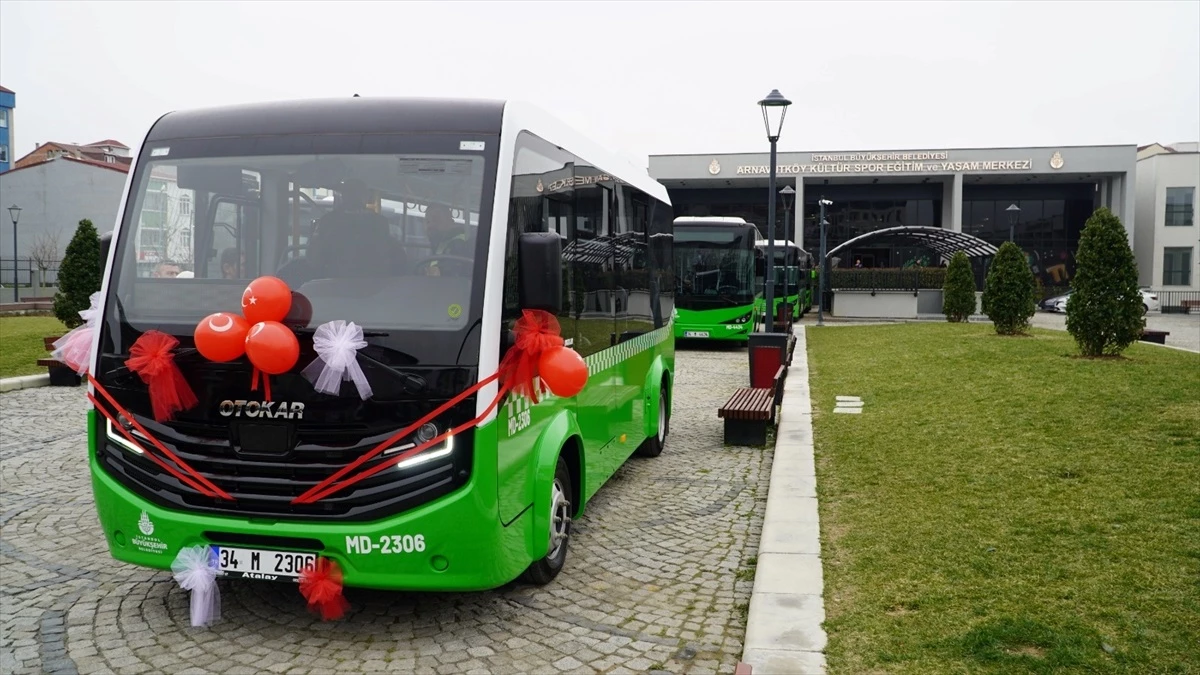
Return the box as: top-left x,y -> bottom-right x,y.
1153,289 -> 1200,313
0,258 -> 63,296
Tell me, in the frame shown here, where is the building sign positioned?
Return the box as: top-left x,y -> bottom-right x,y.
727,150 -> 1043,176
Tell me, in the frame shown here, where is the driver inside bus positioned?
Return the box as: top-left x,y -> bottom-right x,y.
422,204 -> 472,277
279,179 -> 407,285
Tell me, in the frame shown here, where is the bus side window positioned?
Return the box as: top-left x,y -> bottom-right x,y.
507,133 -> 577,351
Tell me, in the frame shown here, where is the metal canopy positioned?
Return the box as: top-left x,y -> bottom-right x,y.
825,226 -> 998,260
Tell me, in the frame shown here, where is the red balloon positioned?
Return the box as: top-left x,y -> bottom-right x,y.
194,312 -> 250,363
241,276 -> 292,325
539,346 -> 588,398
283,292 -> 313,329
244,321 -> 300,375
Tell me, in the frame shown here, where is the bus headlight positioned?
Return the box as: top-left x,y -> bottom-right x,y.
106,418 -> 145,455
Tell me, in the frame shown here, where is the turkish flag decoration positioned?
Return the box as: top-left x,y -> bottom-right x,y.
125,330 -> 198,422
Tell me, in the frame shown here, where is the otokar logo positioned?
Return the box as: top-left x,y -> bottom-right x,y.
219,400 -> 305,420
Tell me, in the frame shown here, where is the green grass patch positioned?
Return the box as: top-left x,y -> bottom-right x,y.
808,323 -> 1200,674
0,315 -> 68,378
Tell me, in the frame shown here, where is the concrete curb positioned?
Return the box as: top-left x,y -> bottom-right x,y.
0,373 -> 52,393
741,325 -> 827,675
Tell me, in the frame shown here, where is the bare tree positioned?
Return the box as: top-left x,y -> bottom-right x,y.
29,231 -> 62,272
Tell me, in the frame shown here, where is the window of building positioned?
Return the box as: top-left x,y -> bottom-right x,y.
1165,187 -> 1195,227
0,145 -> 7,163
1163,247 -> 1193,286
0,109 -> 8,128
180,194 -> 192,216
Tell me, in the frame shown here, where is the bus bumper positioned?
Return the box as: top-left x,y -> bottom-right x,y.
673,322 -> 752,341
89,434 -> 529,593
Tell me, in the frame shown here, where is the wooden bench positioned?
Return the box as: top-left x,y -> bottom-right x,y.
38,336 -> 82,387
1139,329 -> 1170,345
718,366 -> 786,446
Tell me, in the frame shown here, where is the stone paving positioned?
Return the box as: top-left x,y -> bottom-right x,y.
0,346 -> 769,675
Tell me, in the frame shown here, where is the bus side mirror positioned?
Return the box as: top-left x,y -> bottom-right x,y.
518,232 -> 562,314
99,232 -> 113,275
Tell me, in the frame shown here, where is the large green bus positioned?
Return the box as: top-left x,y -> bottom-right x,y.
87,98 -> 676,591
755,239 -> 814,324
672,216 -> 761,341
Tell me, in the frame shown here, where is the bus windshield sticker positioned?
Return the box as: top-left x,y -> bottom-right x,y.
459,140 -> 485,151
398,158 -> 474,175
150,147 -> 170,157
447,303 -> 463,319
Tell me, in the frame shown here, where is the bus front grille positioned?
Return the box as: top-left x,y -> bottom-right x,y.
97,428 -> 472,521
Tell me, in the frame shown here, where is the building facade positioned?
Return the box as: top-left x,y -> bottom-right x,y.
0,85 -> 14,173
0,156 -> 129,268
649,145 -> 1136,292
1135,145 -> 1199,291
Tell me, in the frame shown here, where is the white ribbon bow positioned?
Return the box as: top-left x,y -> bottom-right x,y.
51,291 -> 103,375
171,545 -> 221,627
302,320 -> 373,400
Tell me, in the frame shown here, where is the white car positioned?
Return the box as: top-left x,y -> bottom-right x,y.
1050,290 -> 1159,315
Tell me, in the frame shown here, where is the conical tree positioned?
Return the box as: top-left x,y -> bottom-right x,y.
1066,207 -> 1143,356
981,241 -> 1037,335
942,251 -> 976,322
54,219 -> 102,329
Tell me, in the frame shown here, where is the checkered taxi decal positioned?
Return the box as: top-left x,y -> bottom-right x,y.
504,323 -> 672,417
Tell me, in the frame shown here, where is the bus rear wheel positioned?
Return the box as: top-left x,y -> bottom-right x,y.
520,456 -> 573,585
636,387 -> 670,458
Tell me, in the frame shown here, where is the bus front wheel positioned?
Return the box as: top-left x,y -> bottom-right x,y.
521,456 -> 573,585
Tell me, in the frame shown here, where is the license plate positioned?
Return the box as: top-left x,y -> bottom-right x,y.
684,331 -> 710,338
212,546 -> 316,581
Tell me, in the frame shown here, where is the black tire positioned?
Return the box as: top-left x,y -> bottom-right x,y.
1142,304 -> 1149,316
636,387 -> 670,458
520,456 -> 573,585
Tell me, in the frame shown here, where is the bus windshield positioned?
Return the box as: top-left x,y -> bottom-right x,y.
674,227 -> 757,309
108,146 -> 492,359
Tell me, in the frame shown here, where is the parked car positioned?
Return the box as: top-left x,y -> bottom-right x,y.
1044,289 -> 1158,314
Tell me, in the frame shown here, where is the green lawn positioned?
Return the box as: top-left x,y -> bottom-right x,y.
0,315 -> 68,378
807,323 -> 1200,674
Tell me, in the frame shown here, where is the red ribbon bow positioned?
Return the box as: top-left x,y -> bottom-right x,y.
298,558 -> 350,621
125,330 -> 198,423
498,309 -> 564,404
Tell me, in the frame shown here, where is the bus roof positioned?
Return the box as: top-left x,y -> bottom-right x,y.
674,216 -> 750,225
143,97 -> 670,205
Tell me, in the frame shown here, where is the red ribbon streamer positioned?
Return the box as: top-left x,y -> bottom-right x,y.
299,557 -> 350,620
124,331 -> 198,423
87,374 -> 233,501
250,369 -> 272,401
293,308 -> 562,505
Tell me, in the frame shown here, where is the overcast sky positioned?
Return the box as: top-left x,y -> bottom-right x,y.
1,0 -> 1197,165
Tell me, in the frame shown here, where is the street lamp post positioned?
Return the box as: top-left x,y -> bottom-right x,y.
1006,203 -> 1020,243
758,89 -> 792,332
7,205 -> 21,303
778,185 -> 795,323
817,198 -> 832,326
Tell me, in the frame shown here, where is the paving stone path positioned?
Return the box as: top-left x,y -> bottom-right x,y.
0,346 -> 769,674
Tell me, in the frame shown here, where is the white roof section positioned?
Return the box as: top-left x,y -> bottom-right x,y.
502,100 -> 670,205
674,216 -> 749,224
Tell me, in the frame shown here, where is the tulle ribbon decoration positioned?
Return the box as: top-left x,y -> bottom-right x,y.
292,309 -> 587,507
302,320 -> 372,400
171,545 -> 221,627
51,291 -> 103,375
298,557 -> 350,621
497,309 -> 565,404
125,330 -> 198,423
